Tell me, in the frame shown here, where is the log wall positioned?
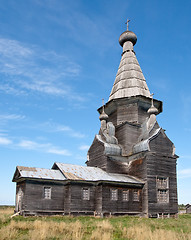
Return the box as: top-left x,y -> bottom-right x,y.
69,183 -> 95,213
116,122 -> 140,155
146,153 -> 178,216
101,185 -> 142,214
87,137 -> 108,170
24,180 -> 65,213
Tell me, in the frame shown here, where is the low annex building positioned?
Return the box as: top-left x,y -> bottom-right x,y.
13,21 -> 178,218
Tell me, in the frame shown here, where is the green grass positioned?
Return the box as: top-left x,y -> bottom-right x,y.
0,207 -> 191,240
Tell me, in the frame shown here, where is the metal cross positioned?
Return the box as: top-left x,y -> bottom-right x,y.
102,98 -> 105,113
150,93 -> 154,106
102,98 -> 104,106
125,19 -> 130,30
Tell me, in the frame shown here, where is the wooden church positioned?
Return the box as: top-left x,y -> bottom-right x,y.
13,21 -> 178,218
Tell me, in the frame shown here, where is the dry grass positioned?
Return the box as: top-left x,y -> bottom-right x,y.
0,207 -> 191,240
0,207 -> 14,215
0,207 -> 14,224
0,219 -> 84,240
123,224 -> 191,240
90,220 -> 113,240
28,220 -> 84,240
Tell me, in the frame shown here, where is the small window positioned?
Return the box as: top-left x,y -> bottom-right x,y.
122,190 -> 129,201
133,190 -> 139,201
44,187 -> 51,199
156,177 -> 169,189
111,189 -> 118,201
157,190 -> 169,203
82,188 -> 90,200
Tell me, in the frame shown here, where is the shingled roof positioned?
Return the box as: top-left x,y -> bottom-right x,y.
109,27 -> 150,101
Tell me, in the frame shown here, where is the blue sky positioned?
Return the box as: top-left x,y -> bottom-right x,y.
0,0 -> 191,205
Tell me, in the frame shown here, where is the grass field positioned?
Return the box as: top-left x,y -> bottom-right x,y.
0,206 -> 191,240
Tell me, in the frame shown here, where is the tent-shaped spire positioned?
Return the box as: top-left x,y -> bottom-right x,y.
109,20 -> 151,101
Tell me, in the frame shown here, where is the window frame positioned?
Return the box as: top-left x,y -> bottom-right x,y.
44,186 -> 51,199
82,188 -> 90,201
122,190 -> 129,202
156,176 -> 169,203
111,189 -> 118,201
133,189 -> 140,202
157,189 -> 169,203
156,177 -> 169,189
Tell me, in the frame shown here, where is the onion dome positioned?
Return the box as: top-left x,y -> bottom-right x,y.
119,31 -> 137,47
99,103 -> 108,121
119,19 -> 137,47
147,94 -> 158,115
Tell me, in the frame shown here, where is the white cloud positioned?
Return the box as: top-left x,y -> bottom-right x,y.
58,126 -> 72,132
58,125 -> 85,138
0,114 -> 25,121
70,132 -> 85,138
0,38 -> 33,58
0,137 -> 12,145
180,155 -> 191,159
0,38 -> 84,101
79,145 -> 89,151
178,168 -> 191,179
18,139 -> 71,156
49,124 -> 85,138
18,140 -> 38,149
47,148 -> 71,156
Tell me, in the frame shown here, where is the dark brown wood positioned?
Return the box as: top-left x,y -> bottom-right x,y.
15,180 -> 65,215
116,122 -> 141,156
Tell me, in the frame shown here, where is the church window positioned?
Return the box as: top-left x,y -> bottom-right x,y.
111,189 -> 118,201
122,190 -> 129,201
157,190 -> 169,203
82,188 -> 90,200
156,177 -> 169,203
156,177 -> 169,189
44,187 -> 51,199
133,190 -> 139,201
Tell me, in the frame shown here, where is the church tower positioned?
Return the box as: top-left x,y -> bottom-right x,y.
87,20 -> 178,217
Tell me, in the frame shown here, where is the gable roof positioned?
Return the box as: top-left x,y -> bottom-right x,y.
13,163 -> 144,186
12,166 -> 66,182
53,162 -> 143,185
